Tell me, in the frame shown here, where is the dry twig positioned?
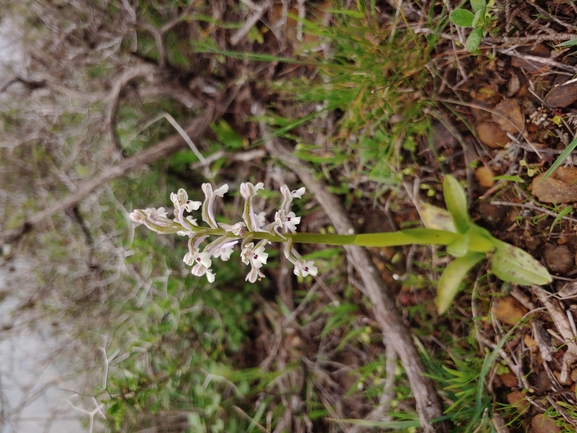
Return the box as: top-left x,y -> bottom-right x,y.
255,104 -> 448,432
531,286 -> 577,384
0,108 -> 218,247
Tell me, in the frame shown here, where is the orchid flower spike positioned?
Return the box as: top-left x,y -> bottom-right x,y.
131,182 -> 316,284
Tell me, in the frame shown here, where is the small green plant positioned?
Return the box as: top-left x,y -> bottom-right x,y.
425,175 -> 551,313
450,0 -> 495,51
131,175 -> 551,315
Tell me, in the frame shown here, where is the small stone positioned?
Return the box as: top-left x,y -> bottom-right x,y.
492,296 -> 529,326
492,98 -> 524,134
524,334 -> 537,349
534,370 -> 553,394
544,244 -> 573,275
531,167 -> 577,204
499,372 -> 517,388
475,166 -> 495,188
545,80 -> 577,108
530,414 -> 561,433
476,121 -> 510,148
506,390 -> 530,414
479,201 -> 509,225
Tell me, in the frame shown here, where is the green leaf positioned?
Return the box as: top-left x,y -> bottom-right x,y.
538,135 -> 577,185
447,233 -> 469,257
491,240 -> 552,285
465,27 -> 483,51
210,119 -> 246,150
437,252 -> 485,314
443,175 -> 471,234
417,201 -> 457,232
450,9 -> 475,27
467,225 -> 496,253
492,175 -> 524,183
550,205 -> 573,232
556,39 -> 577,48
472,8 -> 485,28
470,0 -> 486,13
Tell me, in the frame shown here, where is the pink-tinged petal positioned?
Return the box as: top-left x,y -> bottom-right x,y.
291,187 -> 306,199
201,183 -> 218,228
155,207 -> 169,218
206,269 -> 216,283
214,184 -> 229,197
215,246 -> 234,261
130,210 -> 147,225
257,212 -> 268,228
184,200 -> 202,212
171,189 -> 189,210
183,251 -> 195,265
294,260 -> 318,277
240,242 -> 255,265
219,222 -> 245,236
246,267 -> 265,283
240,182 -> 265,232
196,252 -> 212,268
252,245 -> 268,268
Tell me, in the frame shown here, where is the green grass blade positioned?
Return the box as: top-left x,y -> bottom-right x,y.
476,327 -> 516,414
538,135 -> 577,184
550,205 -> 573,232
337,418 -> 421,429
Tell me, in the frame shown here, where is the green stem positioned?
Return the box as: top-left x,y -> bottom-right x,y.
247,228 -> 460,247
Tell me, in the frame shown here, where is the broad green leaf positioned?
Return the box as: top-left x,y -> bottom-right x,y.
437,252 -> 485,314
447,233 -> 469,257
467,225 -> 495,253
538,135 -> 577,185
491,240 -> 552,285
465,28 -> 483,51
470,0 -> 486,13
472,8 -> 485,28
450,9 -> 475,27
443,175 -> 471,233
417,201 -> 457,232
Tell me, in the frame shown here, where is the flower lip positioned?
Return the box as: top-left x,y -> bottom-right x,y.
294,260 -> 318,277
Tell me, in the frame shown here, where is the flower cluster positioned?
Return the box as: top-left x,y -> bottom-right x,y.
130,183 -> 318,283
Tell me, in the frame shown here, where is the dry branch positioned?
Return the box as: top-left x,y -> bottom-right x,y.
0,107 -> 217,248
256,107 -> 448,433
532,286 -> 577,384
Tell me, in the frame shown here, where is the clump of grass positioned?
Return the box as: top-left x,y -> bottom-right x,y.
267,4 -> 445,188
